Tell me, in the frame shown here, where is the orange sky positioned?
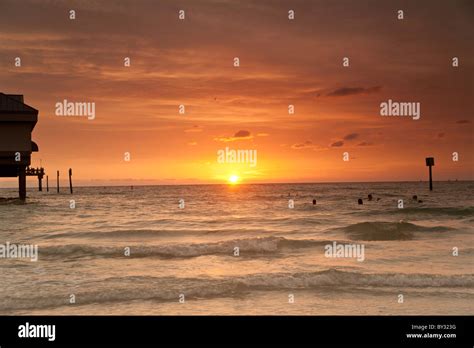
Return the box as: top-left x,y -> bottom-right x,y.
0,0 -> 472,186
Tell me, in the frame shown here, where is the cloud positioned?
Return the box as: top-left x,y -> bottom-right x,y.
234,130 -> 251,138
343,133 -> 359,141
326,86 -> 382,97
184,125 -> 203,133
291,141 -> 317,150
214,130 -> 253,142
456,120 -> 470,124
257,133 -> 269,137
331,141 -> 344,147
357,142 -> 373,146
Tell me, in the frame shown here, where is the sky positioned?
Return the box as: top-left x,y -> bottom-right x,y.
0,0 -> 473,186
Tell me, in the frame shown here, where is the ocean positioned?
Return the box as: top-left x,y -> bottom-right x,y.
0,182 -> 472,315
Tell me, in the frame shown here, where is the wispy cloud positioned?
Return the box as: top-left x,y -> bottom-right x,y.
343,133 -> 359,141
291,141 -> 319,150
326,86 -> 382,97
357,142 -> 373,146
214,130 -> 253,142
184,125 -> 203,133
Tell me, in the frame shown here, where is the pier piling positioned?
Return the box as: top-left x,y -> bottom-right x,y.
69,168 -> 73,194
18,167 -> 26,200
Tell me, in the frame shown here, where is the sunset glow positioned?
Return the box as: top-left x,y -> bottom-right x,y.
0,0 -> 472,187
228,175 -> 239,185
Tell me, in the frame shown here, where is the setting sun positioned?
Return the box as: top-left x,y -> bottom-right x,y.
228,175 -> 239,184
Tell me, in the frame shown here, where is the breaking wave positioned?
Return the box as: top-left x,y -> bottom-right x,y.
2,269 -> 472,311
387,206 -> 473,218
341,221 -> 454,241
38,236 -> 331,259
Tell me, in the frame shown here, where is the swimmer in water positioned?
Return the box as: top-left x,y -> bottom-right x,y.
312,199 -> 316,205
368,194 -> 373,201
358,198 -> 363,205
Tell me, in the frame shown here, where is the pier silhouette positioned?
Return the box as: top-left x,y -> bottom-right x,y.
0,93 -> 43,199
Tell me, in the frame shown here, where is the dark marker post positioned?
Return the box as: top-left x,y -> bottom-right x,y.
425,157 -> 434,191
69,168 -> 73,194
57,170 -> 59,193
46,175 -> 49,192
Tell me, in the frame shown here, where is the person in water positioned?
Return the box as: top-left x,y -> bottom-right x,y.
312,199 -> 316,205
412,195 -> 423,203
358,198 -> 363,205
368,194 -> 373,201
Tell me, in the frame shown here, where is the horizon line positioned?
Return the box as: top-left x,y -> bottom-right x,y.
0,179 -> 471,189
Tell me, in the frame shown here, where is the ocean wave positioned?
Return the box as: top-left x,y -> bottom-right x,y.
391,206 -> 474,217
41,228 -> 263,239
341,221 -> 454,241
0,197 -> 26,205
38,236 -> 331,259
2,269 -> 472,311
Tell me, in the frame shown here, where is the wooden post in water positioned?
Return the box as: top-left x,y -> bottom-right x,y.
19,166 -> 26,200
425,157 -> 434,191
57,170 -> 59,193
69,168 -> 73,194
38,167 -> 44,192
46,175 -> 49,192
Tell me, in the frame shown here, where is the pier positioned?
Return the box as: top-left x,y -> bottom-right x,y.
26,166 -> 45,191
0,93 -> 41,200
